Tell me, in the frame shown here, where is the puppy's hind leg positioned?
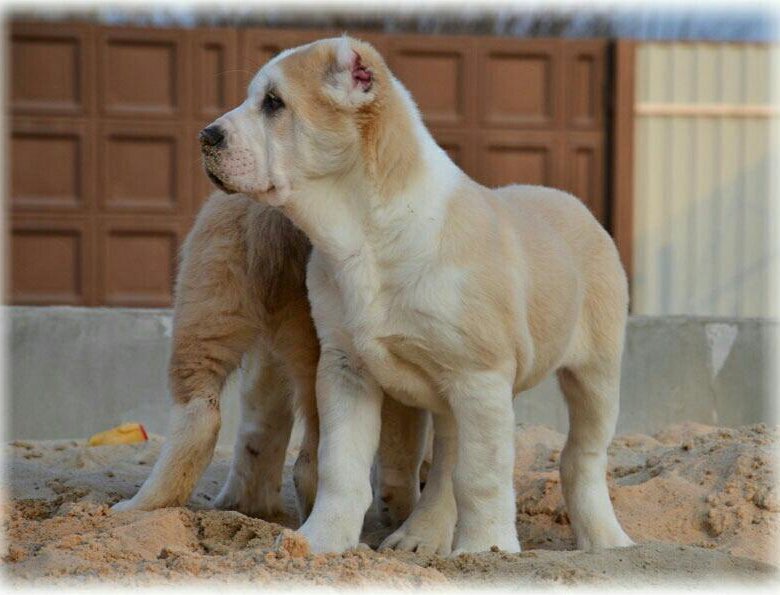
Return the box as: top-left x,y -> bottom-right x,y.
378,398 -> 429,526
112,313 -> 258,512
557,364 -> 634,550
291,385 -> 318,523
112,395 -> 222,512
213,342 -> 293,518
113,195 -> 259,512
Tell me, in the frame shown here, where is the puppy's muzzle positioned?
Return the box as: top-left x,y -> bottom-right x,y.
199,125 -> 226,150
199,124 -> 234,194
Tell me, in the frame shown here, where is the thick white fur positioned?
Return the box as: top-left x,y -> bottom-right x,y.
201,36 -> 634,555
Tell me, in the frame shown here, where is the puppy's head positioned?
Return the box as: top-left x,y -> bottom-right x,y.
200,36 -> 388,206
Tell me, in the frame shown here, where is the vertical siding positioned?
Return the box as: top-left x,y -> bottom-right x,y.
633,42 -> 778,317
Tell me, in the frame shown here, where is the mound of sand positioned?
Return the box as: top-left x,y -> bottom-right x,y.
3,423 -> 778,587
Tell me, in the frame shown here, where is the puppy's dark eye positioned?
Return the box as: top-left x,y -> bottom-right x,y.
262,92 -> 285,115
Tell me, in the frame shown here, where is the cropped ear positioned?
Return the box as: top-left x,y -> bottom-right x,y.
324,36 -> 377,109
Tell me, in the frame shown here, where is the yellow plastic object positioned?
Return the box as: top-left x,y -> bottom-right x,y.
88,422 -> 148,446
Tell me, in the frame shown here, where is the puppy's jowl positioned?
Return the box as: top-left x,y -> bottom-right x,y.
198,36 -> 635,556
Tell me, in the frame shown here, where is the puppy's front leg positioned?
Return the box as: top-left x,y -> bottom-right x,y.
213,343 -> 293,518
448,371 -> 520,554
297,347 -> 383,553
381,410 -> 458,555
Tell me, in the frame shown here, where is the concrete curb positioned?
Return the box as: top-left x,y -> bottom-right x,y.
6,307 -> 778,445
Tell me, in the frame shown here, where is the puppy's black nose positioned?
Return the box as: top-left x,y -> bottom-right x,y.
199,125 -> 225,148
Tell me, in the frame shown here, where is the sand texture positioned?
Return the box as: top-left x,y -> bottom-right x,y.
3,422 -> 778,587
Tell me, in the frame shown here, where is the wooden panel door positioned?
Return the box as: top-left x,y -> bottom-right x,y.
6,22 -> 622,306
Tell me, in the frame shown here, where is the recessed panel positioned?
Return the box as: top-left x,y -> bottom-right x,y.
194,31 -> 239,121
565,136 -> 605,223
103,229 -> 177,306
483,145 -> 551,187
12,228 -> 83,304
572,147 -> 595,201
570,56 -> 596,126
392,50 -> 464,125
11,131 -> 82,209
103,38 -> 178,116
201,44 -> 227,113
479,132 -> 560,188
565,43 -> 605,130
103,130 -> 178,211
482,51 -> 554,128
11,34 -> 81,113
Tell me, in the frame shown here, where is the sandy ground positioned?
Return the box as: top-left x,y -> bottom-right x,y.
3,422 -> 778,587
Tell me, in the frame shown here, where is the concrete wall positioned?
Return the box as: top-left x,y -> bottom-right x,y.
5,306 -> 778,447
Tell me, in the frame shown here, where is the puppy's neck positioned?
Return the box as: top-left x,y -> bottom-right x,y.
282,78 -> 462,265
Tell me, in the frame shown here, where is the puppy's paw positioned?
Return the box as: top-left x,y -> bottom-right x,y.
110,492 -> 184,512
380,483 -> 418,527
212,481 -> 284,519
576,527 -> 635,551
110,498 -> 139,512
379,504 -> 456,556
271,529 -> 312,558
452,522 -> 520,555
380,525 -> 452,556
298,516 -> 357,554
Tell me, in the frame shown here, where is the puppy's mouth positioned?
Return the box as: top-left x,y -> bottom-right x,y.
205,169 -> 236,195
203,167 -> 277,198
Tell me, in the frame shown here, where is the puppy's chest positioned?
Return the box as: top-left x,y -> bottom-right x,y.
352,263 -> 469,384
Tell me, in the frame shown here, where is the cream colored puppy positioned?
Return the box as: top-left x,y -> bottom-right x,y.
111,191 -> 427,528
201,36 -> 634,555
110,194 -> 321,520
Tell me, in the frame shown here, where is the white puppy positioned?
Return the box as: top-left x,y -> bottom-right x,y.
201,36 -> 634,555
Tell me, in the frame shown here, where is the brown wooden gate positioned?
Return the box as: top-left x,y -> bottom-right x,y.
7,21 -> 628,307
